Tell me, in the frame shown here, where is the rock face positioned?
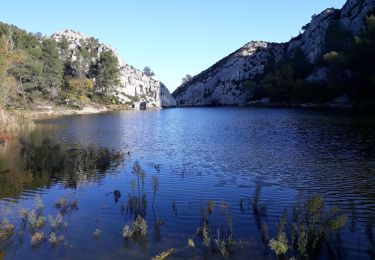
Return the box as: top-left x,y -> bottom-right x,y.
287,8 -> 340,63
173,41 -> 285,106
173,0 -> 375,106
51,30 -> 176,109
288,0 -> 375,63
341,0 -> 375,34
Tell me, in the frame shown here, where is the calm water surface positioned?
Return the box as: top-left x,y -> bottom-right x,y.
0,108 -> 374,259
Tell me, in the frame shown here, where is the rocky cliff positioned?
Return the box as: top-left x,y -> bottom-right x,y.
173,0 -> 375,106
52,30 -> 176,109
173,41 -> 285,106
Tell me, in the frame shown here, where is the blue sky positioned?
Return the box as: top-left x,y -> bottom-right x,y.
1,0 -> 346,92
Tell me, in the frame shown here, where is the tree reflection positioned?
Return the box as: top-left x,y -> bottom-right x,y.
0,137 -> 124,198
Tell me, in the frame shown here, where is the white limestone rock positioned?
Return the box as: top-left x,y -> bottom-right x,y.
173,41 -> 285,106
287,8 -> 339,63
288,0 -> 375,63
51,30 -> 176,109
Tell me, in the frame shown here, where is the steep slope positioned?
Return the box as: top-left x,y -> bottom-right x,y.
52,30 -> 176,109
288,0 -> 375,63
173,0 -> 375,107
173,41 -> 285,106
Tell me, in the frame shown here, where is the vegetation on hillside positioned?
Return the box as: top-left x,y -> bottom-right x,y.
250,10 -> 375,107
0,23 -> 121,110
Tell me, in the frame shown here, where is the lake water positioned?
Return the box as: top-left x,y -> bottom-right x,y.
0,107 -> 374,259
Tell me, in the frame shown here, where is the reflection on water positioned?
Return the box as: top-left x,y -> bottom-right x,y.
0,135 -> 124,198
0,108 -> 374,259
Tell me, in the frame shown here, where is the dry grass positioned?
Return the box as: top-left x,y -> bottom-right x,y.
151,248 -> 176,260
0,108 -> 34,136
31,232 -> 45,247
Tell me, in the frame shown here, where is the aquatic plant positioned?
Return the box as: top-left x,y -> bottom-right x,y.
28,211 -> 46,229
252,185 -> 267,227
122,215 -> 148,240
132,162 -> 147,217
171,199 -> 177,216
133,215 -> 148,237
188,238 -> 195,248
48,232 -> 64,246
215,238 -> 229,257
123,194 -> 147,217
278,195 -> 348,257
294,225 -> 308,256
31,232 -> 45,247
326,207 -> 348,235
151,175 -> 159,206
269,232 -> 288,256
93,229 -> 101,239
133,162 -> 145,194
207,200 -> 215,214
269,211 -> 289,256
122,225 -> 133,239
55,197 -> 78,214
151,248 -> 175,260
48,213 -> 67,230
19,208 -> 28,220
35,195 -> 44,210
131,180 -> 136,192
261,224 -> 269,245
0,219 -> 15,243
55,198 -> 68,208
199,222 -> 211,248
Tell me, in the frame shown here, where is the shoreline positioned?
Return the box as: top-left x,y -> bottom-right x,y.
10,104 -> 136,121
3,100 -> 375,126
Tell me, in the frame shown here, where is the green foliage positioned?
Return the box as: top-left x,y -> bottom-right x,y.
269,232 -> 288,256
0,219 -> 15,243
0,22 -> 123,107
260,49 -> 315,103
325,21 -> 353,52
122,215 -> 148,240
93,50 -> 121,96
48,232 -> 64,246
143,66 -> 155,77
39,39 -> 64,99
290,196 -> 348,256
258,10 -> 375,106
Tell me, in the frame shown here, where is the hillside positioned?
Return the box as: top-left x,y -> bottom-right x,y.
173,0 -> 375,109
0,25 -> 176,112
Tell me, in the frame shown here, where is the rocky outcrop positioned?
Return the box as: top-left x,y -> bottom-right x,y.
288,0 -> 375,63
287,8 -> 340,63
52,30 -> 176,109
173,0 -> 375,106
341,0 -> 375,34
173,41 -> 285,106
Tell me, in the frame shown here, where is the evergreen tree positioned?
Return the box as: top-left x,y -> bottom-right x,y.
143,66 -> 155,77
39,39 -> 63,100
94,50 -> 120,96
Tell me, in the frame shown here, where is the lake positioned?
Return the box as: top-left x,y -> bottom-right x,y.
0,107 -> 374,259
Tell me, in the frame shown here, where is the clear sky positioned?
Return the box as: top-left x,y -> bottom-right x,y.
1,0 -> 346,92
